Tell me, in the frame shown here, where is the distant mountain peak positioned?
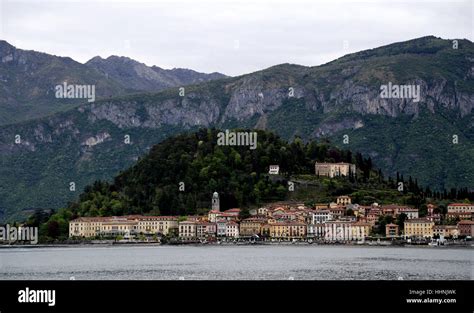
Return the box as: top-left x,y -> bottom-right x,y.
0,39 -> 14,47
85,54 -> 227,91
87,55 -> 104,62
0,40 -> 16,56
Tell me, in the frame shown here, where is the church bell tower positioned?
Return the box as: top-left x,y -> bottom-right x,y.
212,192 -> 220,212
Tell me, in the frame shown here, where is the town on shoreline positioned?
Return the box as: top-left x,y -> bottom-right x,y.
64,190 -> 474,247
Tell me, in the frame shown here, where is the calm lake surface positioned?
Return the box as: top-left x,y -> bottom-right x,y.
0,245 -> 472,280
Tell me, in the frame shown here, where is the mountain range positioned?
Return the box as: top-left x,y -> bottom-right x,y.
86,55 -> 226,92
0,36 -> 473,222
0,40 -> 226,125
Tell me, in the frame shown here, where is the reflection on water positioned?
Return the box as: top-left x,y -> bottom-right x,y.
0,245 -> 472,280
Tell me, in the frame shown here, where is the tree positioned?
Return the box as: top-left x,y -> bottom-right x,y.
396,213 -> 407,230
46,221 -> 60,238
419,204 -> 428,217
377,215 -> 394,235
26,209 -> 53,227
239,207 -> 251,220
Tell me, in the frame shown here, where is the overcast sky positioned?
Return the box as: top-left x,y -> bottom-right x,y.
0,0 -> 472,76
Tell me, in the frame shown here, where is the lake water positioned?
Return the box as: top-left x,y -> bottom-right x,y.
0,245 -> 472,280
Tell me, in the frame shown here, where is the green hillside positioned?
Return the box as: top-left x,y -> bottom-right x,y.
34,128 -> 473,240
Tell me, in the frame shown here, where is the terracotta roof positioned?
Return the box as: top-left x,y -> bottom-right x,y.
218,213 -> 238,217
197,222 -> 216,226
405,218 -> 433,223
102,220 -> 137,225
70,216 -> 113,222
179,221 -> 197,225
128,215 -> 178,220
271,222 -> 306,226
241,218 -> 265,223
447,212 -> 472,216
434,225 -> 457,229
224,208 -> 241,212
458,220 -> 474,225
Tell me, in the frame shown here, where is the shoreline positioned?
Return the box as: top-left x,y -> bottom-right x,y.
1,242 -> 472,249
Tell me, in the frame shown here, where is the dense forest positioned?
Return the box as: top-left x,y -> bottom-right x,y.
27,128 -> 473,240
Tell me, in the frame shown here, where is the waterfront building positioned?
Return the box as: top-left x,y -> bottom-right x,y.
404,219 -> 434,239
69,215 -> 178,238
351,222 -> 371,240
178,221 -> 197,240
226,221 -> 240,238
239,218 -> 265,237
324,221 -> 355,241
196,222 -> 217,239
457,220 -> 474,237
130,215 -> 178,235
433,225 -> 459,239
307,223 -> 325,238
69,217 -> 110,238
101,218 -> 138,237
385,223 -> 399,238
269,222 -> 306,239
321,221 -> 370,241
